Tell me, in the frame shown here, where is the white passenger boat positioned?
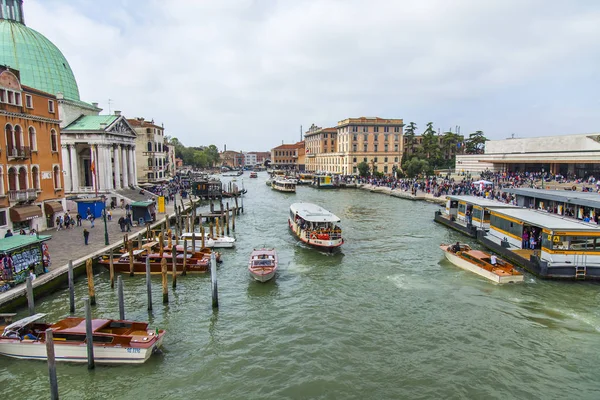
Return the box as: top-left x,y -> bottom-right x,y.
0,314 -> 165,364
272,178 -> 296,193
248,248 -> 278,282
440,243 -> 524,284
179,232 -> 235,248
297,173 -> 314,185
288,202 -> 343,251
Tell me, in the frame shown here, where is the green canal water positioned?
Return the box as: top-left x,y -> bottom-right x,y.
1,172 -> 599,399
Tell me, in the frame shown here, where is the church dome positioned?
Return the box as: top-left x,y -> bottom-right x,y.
0,0 -> 80,101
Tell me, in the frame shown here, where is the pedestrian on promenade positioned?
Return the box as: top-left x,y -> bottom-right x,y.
89,215 -> 95,228
107,210 -> 112,221
83,229 -> 90,245
118,216 -> 125,232
77,214 -> 82,226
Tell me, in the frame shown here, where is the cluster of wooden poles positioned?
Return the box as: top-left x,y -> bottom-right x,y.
25,196 -> 244,399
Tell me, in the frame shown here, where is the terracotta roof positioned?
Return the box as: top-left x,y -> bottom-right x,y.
272,142 -> 304,150
127,118 -> 163,129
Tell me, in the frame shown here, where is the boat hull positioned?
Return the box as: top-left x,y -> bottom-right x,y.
249,268 -> 276,282
441,247 -> 523,284
288,219 -> 343,250
0,332 -> 164,364
99,260 -> 208,274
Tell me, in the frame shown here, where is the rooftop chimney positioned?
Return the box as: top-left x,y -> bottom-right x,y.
114,110 -> 121,116
100,122 -> 107,130
92,102 -> 98,108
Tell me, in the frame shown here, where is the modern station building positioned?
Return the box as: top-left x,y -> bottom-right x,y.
456,133 -> 600,178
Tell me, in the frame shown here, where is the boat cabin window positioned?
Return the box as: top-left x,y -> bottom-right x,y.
490,215 -> 523,238
543,235 -> 600,251
472,208 -> 483,221
458,203 -> 466,214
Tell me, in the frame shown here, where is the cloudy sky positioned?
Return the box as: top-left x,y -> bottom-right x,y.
28,0 -> 600,151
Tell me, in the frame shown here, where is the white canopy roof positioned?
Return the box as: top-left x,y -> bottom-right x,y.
3,313 -> 46,333
290,202 -> 340,223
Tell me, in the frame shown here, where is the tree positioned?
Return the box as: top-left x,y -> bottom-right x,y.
404,158 -> 430,178
421,122 -> 441,162
404,122 -> 417,156
440,131 -> 463,169
465,131 -> 487,154
357,161 -> 370,177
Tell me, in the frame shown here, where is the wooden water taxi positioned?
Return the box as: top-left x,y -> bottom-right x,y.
248,248 -> 278,282
98,249 -> 211,274
272,178 -> 296,193
179,232 -> 235,248
288,202 -> 343,251
0,313 -> 165,364
440,243 -> 523,284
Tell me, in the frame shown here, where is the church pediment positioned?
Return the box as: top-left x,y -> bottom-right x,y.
107,116 -> 136,137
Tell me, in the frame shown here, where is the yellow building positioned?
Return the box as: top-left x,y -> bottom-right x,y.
305,117 -> 404,175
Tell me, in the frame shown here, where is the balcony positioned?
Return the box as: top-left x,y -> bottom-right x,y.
8,188 -> 38,202
7,146 -> 31,160
144,166 -> 165,171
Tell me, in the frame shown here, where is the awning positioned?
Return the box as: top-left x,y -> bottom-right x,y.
44,201 -> 63,215
10,205 -> 43,222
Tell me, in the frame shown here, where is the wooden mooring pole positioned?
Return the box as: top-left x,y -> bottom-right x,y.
226,203 -> 230,235
182,238 -> 188,276
86,258 -> 96,306
146,257 -> 152,311
68,260 -> 75,314
128,241 -> 134,277
211,252 -> 218,309
26,276 -> 34,316
45,328 -> 59,400
171,246 -> 177,289
232,208 -> 236,231
161,258 -> 168,304
85,298 -> 95,369
117,275 -> 125,320
109,249 -> 115,289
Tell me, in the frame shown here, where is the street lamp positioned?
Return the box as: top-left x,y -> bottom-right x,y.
103,211 -> 109,245
541,168 -> 545,190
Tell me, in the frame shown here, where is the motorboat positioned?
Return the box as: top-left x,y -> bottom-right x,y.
179,232 -> 235,248
249,172 -> 258,178
297,173 -> 314,185
440,243 -> 524,284
272,178 -> 296,193
288,202 -> 343,251
248,249 -> 278,282
98,249 -> 213,274
0,313 -> 165,364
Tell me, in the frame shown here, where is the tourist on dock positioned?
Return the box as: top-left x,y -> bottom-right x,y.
522,230 -> 529,249
88,214 -> 95,228
118,216 -> 126,232
4,229 -> 12,238
107,210 -> 112,221
76,213 -> 82,226
83,229 -> 90,245
125,214 -> 132,232
529,234 -> 536,250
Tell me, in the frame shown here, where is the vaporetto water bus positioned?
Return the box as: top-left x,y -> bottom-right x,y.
483,207 -> 600,280
312,174 -> 335,189
288,202 -> 343,251
297,173 -> 314,185
272,178 -> 296,193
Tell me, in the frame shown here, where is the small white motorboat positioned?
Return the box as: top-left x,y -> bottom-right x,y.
248,248 -> 278,282
179,232 -> 236,248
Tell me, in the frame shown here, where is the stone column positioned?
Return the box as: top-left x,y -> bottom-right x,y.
128,146 -> 135,187
131,146 -> 138,185
61,145 -> 72,192
121,145 -> 129,188
113,146 -> 121,190
96,145 -> 107,191
70,144 -> 79,191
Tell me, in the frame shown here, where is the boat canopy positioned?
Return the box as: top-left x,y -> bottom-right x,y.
290,202 -> 340,223
2,313 -> 47,335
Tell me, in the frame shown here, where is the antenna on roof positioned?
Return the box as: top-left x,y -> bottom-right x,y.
108,98 -> 113,115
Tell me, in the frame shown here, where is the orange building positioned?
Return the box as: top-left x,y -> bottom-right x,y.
271,141 -> 305,170
0,68 -> 64,235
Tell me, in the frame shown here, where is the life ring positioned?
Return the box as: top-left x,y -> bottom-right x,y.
310,232 -> 317,240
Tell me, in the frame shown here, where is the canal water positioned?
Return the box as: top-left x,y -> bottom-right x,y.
1,172 -> 599,399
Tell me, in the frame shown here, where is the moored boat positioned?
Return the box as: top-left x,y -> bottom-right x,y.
288,202 -> 343,251
248,248 -> 278,282
249,172 -> 258,178
272,178 -> 296,193
0,313 -> 165,364
179,232 -> 235,248
98,249 -> 212,274
297,173 -> 314,185
440,243 -> 524,284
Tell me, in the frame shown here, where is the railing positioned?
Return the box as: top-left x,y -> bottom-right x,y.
6,146 -> 31,159
8,188 -> 38,202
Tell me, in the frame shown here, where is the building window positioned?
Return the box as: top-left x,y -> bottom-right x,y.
353,144 -> 357,152
5,124 -> 13,153
28,127 -> 37,151
18,166 -> 27,190
324,133 -> 328,139
394,144 -> 399,152
146,128 -> 151,134
48,100 -> 55,113
15,93 -> 21,106
0,167 -> 3,195
384,127 -> 390,133
25,94 -> 33,108
395,157 -> 399,162
363,157 -> 367,162
384,166 -> 388,173
395,134 -> 399,142
0,211 -> 5,226
384,144 -> 388,152
384,157 -> 388,162
8,167 -> 17,191
363,134 -> 368,142
352,126 -> 358,132
0,89 -> 4,102
147,142 -> 153,152
384,134 -> 389,142
7,91 -> 13,104
394,127 -> 400,132
374,134 -> 378,142
53,165 -> 61,189
50,129 -> 58,152
374,144 -> 378,152
374,127 -> 379,132
374,157 -> 378,162
32,166 -> 40,190
362,126 -> 367,132
353,134 -> 357,141
363,144 -> 367,152
353,157 -> 357,163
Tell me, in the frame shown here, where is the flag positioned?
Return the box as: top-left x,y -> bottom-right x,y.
91,160 -> 96,174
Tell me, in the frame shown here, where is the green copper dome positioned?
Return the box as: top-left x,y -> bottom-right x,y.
0,7 -> 80,101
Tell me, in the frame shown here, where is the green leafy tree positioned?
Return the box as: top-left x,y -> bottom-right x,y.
421,122 -> 441,163
404,158 -> 430,178
465,131 -> 487,154
439,131 -> 463,169
404,122 -> 417,156
357,161 -> 370,177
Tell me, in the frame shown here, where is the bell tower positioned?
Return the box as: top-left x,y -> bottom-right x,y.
0,0 -> 25,24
